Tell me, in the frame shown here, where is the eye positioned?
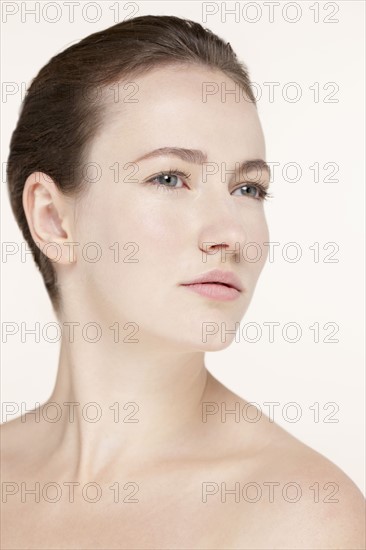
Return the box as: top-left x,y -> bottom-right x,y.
144,169 -> 191,191
232,183 -> 269,201
143,171 -> 271,201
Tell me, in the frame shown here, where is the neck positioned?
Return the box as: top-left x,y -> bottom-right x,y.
44,323 -> 209,482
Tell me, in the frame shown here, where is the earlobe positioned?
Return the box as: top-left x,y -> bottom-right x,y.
22,172 -> 75,265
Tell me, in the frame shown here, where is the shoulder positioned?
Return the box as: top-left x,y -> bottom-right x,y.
1,416 -> 28,475
1,408 -> 50,477
205,376 -> 365,548
276,445 -> 365,548
0,415 -> 24,451
234,425 -> 366,549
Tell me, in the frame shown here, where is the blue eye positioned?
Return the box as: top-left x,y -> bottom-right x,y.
145,169 -> 191,191
153,173 -> 182,187
143,170 -> 271,201
232,183 -> 268,200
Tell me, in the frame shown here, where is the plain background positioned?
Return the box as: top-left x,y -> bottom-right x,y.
1,1 -> 365,496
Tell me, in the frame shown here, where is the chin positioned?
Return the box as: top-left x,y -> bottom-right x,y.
175,335 -> 237,353
201,337 -> 237,352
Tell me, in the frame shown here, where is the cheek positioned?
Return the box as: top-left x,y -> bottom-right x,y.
255,216 -> 270,244
96,199 -> 181,273
245,212 -> 270,267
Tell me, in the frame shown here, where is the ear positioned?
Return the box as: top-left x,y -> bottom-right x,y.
22,171 -> 76,264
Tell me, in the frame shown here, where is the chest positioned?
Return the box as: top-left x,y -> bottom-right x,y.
1,481 -> 283,549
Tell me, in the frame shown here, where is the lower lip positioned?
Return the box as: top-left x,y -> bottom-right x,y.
181,283 -> 241,301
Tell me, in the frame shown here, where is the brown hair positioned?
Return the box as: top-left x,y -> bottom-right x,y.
7,14 -> 257,313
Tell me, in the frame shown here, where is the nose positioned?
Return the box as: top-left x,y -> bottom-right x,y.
196,190 -> 248,261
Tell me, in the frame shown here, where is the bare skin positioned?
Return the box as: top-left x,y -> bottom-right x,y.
1,372 -> 365,549
1,65 -> 365,548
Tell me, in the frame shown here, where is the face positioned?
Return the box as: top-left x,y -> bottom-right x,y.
67,64 -> 270,351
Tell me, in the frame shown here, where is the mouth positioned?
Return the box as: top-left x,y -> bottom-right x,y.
180,269 -> 244,293
180,282 -> 241,301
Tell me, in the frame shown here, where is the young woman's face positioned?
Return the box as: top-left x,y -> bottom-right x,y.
70,64 -> 270,351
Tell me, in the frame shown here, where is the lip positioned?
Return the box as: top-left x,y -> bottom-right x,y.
180,269 -> 244,293
181,283 -> 240,301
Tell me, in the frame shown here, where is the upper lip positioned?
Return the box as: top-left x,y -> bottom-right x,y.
180,269 -> 244,292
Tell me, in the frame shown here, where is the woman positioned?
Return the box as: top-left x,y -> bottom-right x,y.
2,14 -> 365,550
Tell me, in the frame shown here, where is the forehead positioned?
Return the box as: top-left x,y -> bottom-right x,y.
91,64 -> 265,162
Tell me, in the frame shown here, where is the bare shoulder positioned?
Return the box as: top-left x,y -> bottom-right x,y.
1,415 -> 28,476
268,432 -> 364,548
233,409 -> 366,549
1,408 -> 49,478
205,376 -> 365,548
1,415 -> 24,455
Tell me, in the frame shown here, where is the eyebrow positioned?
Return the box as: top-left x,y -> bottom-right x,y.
132,147 -> 271,180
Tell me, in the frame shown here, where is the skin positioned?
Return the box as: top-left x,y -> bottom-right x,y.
1,64 -> 365,549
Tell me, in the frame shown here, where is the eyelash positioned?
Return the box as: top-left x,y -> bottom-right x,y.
144,168 -> 272,201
